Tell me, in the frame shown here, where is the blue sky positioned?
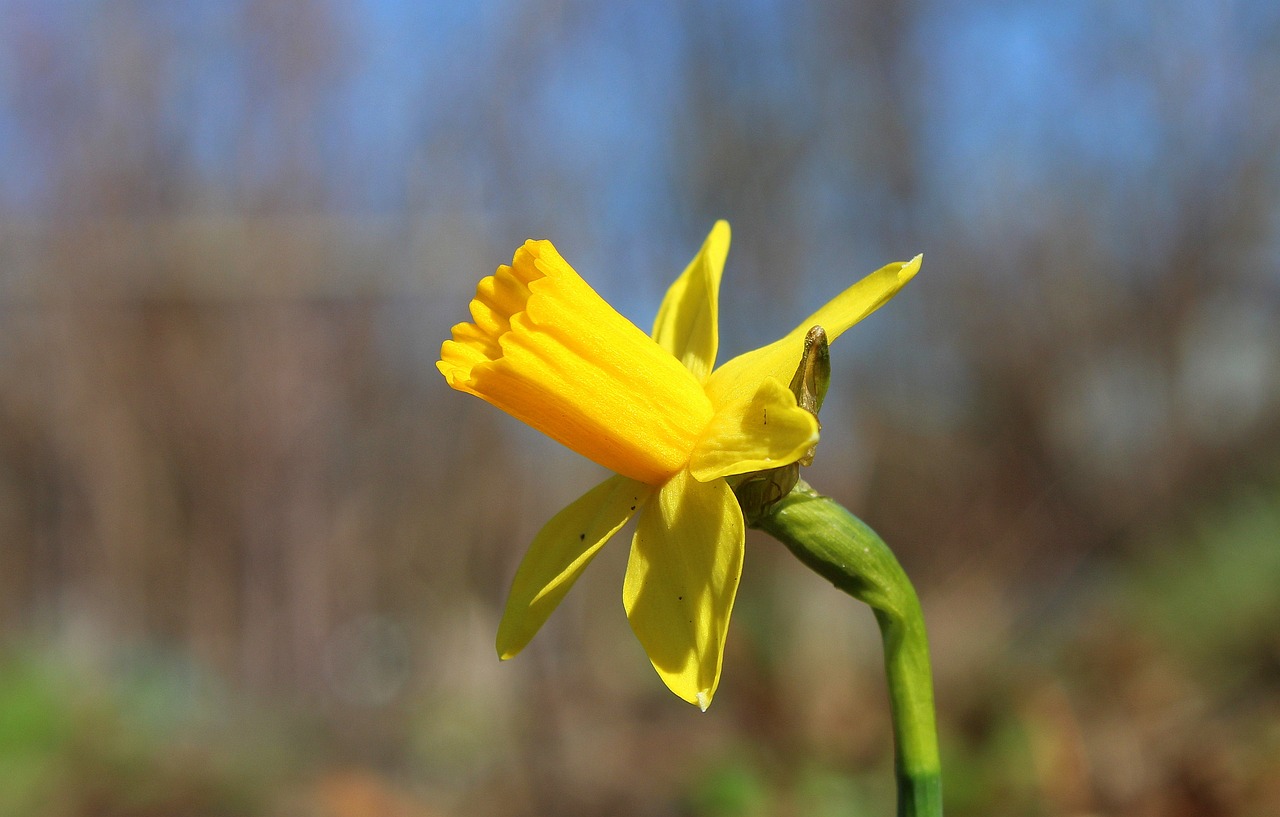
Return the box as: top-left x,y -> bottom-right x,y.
0,0 -> 1274,289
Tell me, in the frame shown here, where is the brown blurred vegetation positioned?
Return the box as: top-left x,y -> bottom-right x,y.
1,1 -> 1279,816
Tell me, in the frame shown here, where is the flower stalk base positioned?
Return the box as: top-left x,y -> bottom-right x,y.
752,481 -> 942,817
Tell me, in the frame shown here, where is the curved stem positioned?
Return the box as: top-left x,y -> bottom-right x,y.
753,481 -> 942,817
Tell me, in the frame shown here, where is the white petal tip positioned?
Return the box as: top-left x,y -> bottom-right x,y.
696,691 -> 710,712
901,254 -> 924,280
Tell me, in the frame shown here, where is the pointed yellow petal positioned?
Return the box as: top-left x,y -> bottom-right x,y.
651,221 -> 729,382
623,470 -> 744,710
439,240 -> 714,485
705,255 -> 922,408
688,377 -> 819,482
497,475 -> 653,660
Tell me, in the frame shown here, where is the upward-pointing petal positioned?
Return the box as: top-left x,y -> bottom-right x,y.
651,221 -> 730,382
705,255 -> 921,408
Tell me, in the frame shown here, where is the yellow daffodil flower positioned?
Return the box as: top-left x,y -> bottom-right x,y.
438,221 -> 920,710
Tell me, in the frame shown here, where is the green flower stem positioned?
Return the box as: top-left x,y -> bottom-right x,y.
752,480 -> 942,817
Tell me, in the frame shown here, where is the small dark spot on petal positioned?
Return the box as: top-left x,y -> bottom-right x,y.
630,505 -> 635,510
579,533 -> 585,541
678,595 -> 683,601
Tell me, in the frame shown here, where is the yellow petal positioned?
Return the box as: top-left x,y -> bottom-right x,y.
623,470 -> 744,710
650,221 -> 729,382
497,475 -> 653,660
705,255 -> 922,408
439,240 -> 714,485
688,377 -> 819,482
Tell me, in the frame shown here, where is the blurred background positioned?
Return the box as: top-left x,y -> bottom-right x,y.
1,1 -> 1279,815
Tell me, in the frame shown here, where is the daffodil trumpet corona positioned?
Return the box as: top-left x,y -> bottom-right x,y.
438,221 -> 921,711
